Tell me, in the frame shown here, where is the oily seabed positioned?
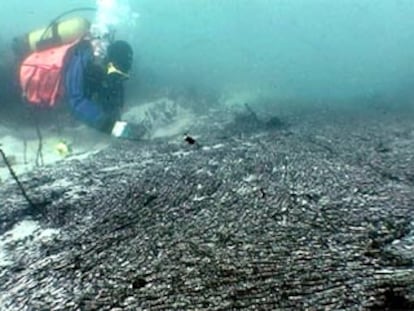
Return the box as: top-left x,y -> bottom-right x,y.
0,95 -> 413,310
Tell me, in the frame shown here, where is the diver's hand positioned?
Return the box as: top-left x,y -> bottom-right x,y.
111,121 -> 149,140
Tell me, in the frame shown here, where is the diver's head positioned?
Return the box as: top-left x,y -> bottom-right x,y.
106,40 -> 133,74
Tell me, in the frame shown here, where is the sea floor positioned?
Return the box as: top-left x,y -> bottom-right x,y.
0,102 -> 413,310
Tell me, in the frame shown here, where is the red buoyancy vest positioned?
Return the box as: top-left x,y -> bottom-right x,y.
19,41 -> 78,107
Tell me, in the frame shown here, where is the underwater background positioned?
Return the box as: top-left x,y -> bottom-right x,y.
2,0 -> 414,109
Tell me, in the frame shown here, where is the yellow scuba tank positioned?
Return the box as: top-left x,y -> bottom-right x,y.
13,17 -> 90,57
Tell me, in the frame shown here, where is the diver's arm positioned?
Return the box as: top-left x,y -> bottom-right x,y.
66,94 -> 115,133
64,47 -> 114,132
64,44 -> 147,139
66,93 -> 147,139
67,88 -> 148,139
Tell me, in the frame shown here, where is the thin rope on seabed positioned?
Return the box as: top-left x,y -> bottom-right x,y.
0,147 -> 36,208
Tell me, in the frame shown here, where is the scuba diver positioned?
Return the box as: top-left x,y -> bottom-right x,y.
13,15 -> 148,140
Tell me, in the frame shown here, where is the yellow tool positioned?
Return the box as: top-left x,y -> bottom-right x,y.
55,141 -> 72,157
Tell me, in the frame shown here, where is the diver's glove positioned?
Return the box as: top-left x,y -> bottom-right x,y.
111,121 -> 149,140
